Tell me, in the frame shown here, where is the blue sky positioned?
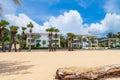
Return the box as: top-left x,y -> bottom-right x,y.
0,0 -> 120,37
17,0 -> 106,24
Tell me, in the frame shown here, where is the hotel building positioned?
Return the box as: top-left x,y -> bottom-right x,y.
26,33 -> 61,48
73,34 -> 98,48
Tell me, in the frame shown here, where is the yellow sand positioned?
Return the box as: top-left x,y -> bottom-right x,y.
0,50 -> 120,80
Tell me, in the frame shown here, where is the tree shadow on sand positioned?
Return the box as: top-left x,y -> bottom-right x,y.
0,61 -> 34,76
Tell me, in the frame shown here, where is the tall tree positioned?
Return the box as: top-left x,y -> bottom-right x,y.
67,33 -> 76,51
82,37 -> 87,48
107,33 -> 114,38
46,27 -> 55,51
89,36 -> 95,47
117,32 -> 120,38
60,36 -> 66,48
22,27 -> 27,47
0,20 -> 9,52
16,34 -> 22,50
27,22 -> 34,51
9,25 -> 19,52
78,36 -> 82,48
54,28 -> 59,51
22,27 -> 27,35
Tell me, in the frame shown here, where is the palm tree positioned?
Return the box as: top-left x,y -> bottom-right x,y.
46,27 -> 54,51
46,28 -> 51,50
89,36 -> 95,49
13,0 -> 22,5
27,22 -> 34,51
21,27 -> 26,49
0,20 -> 9,52
89,36 -> 95,47
60,36 -> 66,48
82,37 -> 87,48
107,33 -> 114,38
9,25 -> 19,52
22,27 -> 27,35
54,28 -> 59,51
16,34 -> 22,51
107,33 -> 118,48
67,33 -> 76,51
117,32 -> 120,38
78,36 -> 82,48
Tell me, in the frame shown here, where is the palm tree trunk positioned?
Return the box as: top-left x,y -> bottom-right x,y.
54,38 -> 56,51
82,41 -> 84,48
71,39 -> 73,51
20,33 -> 23,51
48,33 -> 51,51
79,42 -> 81,49
79,41 -> 80,48
9,42 -> 12,52
1,27 -> 5,52
13,34 -> 17,52
9,34 -> 13,52
50,32 -> 53,51
68,39 -> 70,51
29,32 -> 31,51
54,33 -> 57,51
19,40 -> 21,51
89,41 -> 92,49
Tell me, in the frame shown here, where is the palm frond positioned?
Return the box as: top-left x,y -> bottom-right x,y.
13,0 -> 21,5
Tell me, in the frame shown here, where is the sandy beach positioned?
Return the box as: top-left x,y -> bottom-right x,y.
0,50 -> 120,80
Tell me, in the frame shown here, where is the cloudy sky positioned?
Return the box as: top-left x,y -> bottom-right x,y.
0,0 -> 120,37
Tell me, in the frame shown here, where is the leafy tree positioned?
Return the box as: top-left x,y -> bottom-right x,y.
89,36 -> 95,47
42,40 -> 46,47
9,25 -> 19,52
67,33 -> 76,51
54,28 -> 59,50
78,36 -> 82,48
107,33 -> 114,38
0,20 -> 9,52
21,27 -> 27,49
27,22 -> 34,51
117,32 -> 120,38
60,36 -> 66,48
82,38 -> 87,47
46,27 -> 55,51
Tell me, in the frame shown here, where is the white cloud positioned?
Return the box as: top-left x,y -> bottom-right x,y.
43,10 -> 83,34
4,14 -> 47,34
0,0 -> 16,15
29,0 -> 60,5
76,0 -> 95,8
104,0 -> 120,14
4,10 -> 120,37
42,10 -> 120,37
81,13 -> 120,36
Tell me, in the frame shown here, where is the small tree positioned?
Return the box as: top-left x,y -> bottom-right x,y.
67,33 -> 76,51
27,22 -> 34,51
42,40 -> 46,47
78,36 -> 82,48
54,28 -> 59,50
0,20 -> 9,52
82,38 -> 87,48
9,25 -> 19,52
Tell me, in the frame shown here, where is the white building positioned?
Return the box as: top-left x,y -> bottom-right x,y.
73,34 -> 98,48
26,33 -> 61,48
